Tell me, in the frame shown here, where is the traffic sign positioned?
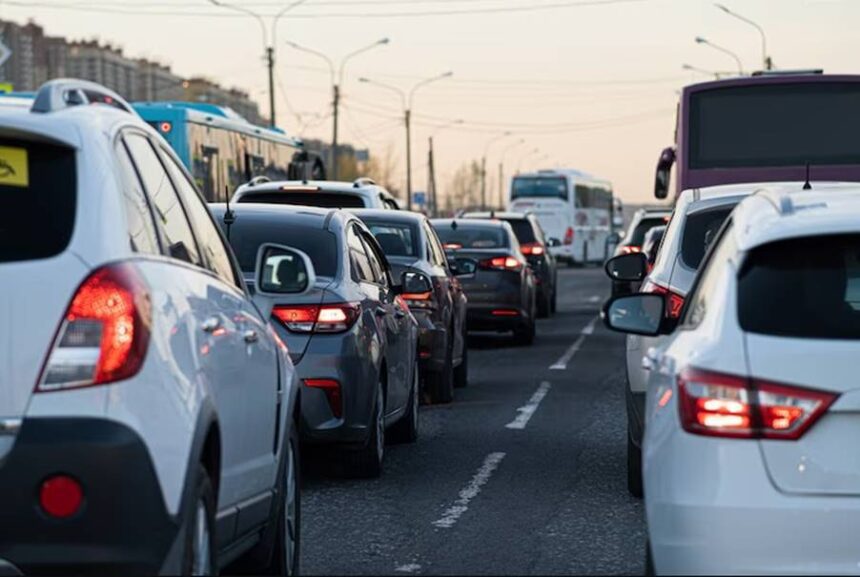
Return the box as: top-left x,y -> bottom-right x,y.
412,191 -> 427,206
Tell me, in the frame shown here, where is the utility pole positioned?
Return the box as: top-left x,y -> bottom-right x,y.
267,46 -> 276,127
428,136 -> 437,217
405,109 -> 412,210
331,84 -> 340,178
498,162 -> 503,209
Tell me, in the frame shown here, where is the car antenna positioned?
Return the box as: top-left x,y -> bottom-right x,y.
803,162 -> 812,190
223,185 -> 236,240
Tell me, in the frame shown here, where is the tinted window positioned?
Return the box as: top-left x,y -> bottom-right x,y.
689,82 -> 860,169
511,176 -> 568,201
683,222 -> 735,328
425,223 -> 447,267
627,215 -> 669,247
116,143 -> 160,255
124,134 -> 201,265
0,139 -> 75,263
239,191 -> 366,208
347,225 -> 374,282
160,148 -> 238,287
360,233 -> 388,286
434,224 -> 508,249
738,234 -> 860,339
680,206 -> 733,269
365,221 -> 418,257
503,219 -> 537,244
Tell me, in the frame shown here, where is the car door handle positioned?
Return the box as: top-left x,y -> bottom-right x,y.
243,329 -> 259,344
201,316 -> 221,333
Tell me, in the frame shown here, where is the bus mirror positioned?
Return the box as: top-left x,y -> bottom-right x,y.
654,147 -> 675,200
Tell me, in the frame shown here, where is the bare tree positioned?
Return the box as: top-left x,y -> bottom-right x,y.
445,160 -> 482,213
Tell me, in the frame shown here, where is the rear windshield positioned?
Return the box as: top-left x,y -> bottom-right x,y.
364,221 -> 419,257
511,177 -> 568,201
680,206 -> 733,269
627,216 -> 668,247
738,234 -> 860,339
434,224 -> 508,249
222,217 -> 339,278
503,219 -> 537,244
0,139 -> 76,263
238,191 -> 366,209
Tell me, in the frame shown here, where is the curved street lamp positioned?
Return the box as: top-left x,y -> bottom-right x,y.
695,36 -> 744,75
714,3 -> 771,70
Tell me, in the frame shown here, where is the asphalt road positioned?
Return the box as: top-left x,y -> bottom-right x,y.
301,267 -> 647,576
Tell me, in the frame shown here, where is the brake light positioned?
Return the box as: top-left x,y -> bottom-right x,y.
563,227 -> 574,245
402,290 -> 435,310
37,264 -> 151,392
272,303 -> 360,334
641,280 -> 684,319
520,243 -> 545,256
479,256 -> 523,271
620,245 -> 641,254
304,379 -> 343,418
677,368 -> 836,440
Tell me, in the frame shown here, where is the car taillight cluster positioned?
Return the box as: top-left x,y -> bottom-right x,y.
563,227 -> 574,245
402,290 -> 435,310
304,379 -> 343,418
273,303 -> 360,334
641,280 -> 685,319
520,243 -> 545,256
677,368 -> 836,440
37,264 -> 151,392
478,256 -> 524,271
620,245 -> 641,254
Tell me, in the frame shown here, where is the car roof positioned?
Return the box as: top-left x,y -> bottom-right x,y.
351,208 -> 426,224
209,202 -> 348,231
731,182 -> 860,251
461,211 -> 531,221
431,218 -> 508,230
235,180 -> 387,198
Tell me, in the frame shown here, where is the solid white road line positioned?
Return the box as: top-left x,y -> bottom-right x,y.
505,381 -> 552,430
432,452 -> 506,529
549,316 -> 597,370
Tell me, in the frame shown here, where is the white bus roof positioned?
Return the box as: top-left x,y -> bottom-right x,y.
516,169 -> 611,185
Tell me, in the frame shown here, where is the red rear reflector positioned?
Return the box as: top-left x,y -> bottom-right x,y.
492,309 -> 519,317
304,379 -> 343,418
563,227 -> 574,245
158,121 -> 172,133
40,475 -> 84,519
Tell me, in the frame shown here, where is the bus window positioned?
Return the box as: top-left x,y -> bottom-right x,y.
511,176 -> 568,201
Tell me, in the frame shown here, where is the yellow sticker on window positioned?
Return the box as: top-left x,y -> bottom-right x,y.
0,146 -> 29,188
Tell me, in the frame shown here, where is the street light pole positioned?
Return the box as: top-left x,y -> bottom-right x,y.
695,36 -> 744,75
481,132 -> 511,211
714,3 -> 771,70
427,119 -> 463,217
682,63 -> 722,79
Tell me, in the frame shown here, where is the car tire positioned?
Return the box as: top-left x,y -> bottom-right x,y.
345,383 -> 385,478
182,465 -> 217,576
537,289 -> 551,318
389,361 -> 419,444
627,430 -> 643,499
514,299 -> 537,346
427,340 -> 454,404
453,340 -> 468,389
550,281 -> 558,314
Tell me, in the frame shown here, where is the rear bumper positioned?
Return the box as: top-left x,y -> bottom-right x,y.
466,305 -> 528,331
0,418 -> 178,575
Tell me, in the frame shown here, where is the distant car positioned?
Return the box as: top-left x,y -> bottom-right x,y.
431,219 -> 537,345
614,208 -> 671,256
211,203 -> 419,478
605,183 -> 860,575
231,177 -> 400,209
462,211 -> 558,318
0,79 -> 301,575
641,224 -> 666,272
355,210 -> 469,404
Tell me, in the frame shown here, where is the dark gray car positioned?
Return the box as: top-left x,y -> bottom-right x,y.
211,203 -> 419,478
355,210 -> 469,404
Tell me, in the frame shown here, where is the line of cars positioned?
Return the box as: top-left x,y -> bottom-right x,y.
0,79 -> 562,575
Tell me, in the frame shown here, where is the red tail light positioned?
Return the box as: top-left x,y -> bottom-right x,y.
37,263 -> 151,392
620,245 -> 641,254
641,280 -> 685,319
478,256 -> 523,271
563,227 -> 574,245
273,303 -> 360,334
677,367 -> 836,440
304,379 -> 343,418
402,290 -> 435,310
520,242 -> 545,256
40,475 -> 84,519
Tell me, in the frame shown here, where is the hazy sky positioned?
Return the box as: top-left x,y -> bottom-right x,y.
8,0 -> 858,203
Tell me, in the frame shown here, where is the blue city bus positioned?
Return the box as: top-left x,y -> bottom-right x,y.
134,101 -> 325,202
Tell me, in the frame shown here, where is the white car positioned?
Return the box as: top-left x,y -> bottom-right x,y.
605,182 -> 860,575
0,79 -> 302,575
232,176 -> 401,210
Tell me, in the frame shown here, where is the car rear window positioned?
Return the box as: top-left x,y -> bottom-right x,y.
503,219 -> 537,244
680,206 -> 733,269
223,217 -> 339,278
738,234 -> 860,339
364,221 -> 419,257
0,139 -> 76,263
238,191 -> 366,209
434,224 -> 508,249
627,215 -> 668,247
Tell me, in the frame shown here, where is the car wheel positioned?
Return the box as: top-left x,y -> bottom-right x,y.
627,430 -> 643,499
389,360 -> 419,444
182,466 -> 217,576
550,281 -> 558,314
427,340 -> 454,404
345,383 -> 384,478
537,289 -> 551,318
453,339 -> 468,389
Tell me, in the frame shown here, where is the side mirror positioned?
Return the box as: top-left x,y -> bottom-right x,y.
401,271 -> 432,295
605,253 -> 648,282
547,237 -> 561,248
654,146 -> 675,200
252,243 -> 316,318
602,294 -> 666,336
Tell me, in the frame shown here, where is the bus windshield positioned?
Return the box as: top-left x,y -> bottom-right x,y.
511,176 -> 568,201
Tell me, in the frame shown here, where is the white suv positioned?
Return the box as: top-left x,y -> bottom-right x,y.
605,182 -> 860,575
0,80 -> 302,575
232,177 -> 401,210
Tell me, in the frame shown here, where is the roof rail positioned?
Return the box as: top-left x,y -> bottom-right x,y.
31,78 -> 135,115
353,177 -> 376,188
751,69 -> 823,77
247,176 -> 271,187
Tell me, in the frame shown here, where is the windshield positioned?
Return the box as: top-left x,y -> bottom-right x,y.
364,221 -> 419,257
238,191 -> 367,209
503,219 -> 537,244
689,82 -> 860,169
434,224 -> 508,249
511,176 -> 568,201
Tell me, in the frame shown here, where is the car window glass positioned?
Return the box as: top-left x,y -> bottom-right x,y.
115,141 -> 160,255
361,233 -> 388,286
680,206 -> 735,269
159,147 -> 238,287
347,225 -> 374,282
124,134 -> 201,265
683,221 -> 735,328
424,223 -> 445,266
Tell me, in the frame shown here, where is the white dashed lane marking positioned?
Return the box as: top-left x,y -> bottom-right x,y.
432,452 -> 506,529
505,381 -> 551,430
549,316 -> 597,370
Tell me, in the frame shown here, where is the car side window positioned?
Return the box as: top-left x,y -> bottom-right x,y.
361,233 -> 389,287
158,146 -> 240,288
424,223 -> 446,267
530,218 -> 546,244
347,225 -> 375,283
683,220 -> 736,328
123,133 -> 201,266
115,141 -> 160,255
